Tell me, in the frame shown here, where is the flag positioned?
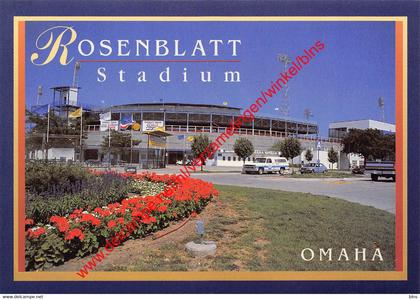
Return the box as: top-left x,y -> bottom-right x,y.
100,111 -> 111,121
69,107 -> 82,118
31,104 -> 49,116
120,113 -> 134,130
186,136 -> 194,142
177,135 -> 185,140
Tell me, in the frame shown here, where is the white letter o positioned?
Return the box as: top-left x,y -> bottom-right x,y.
301,248 -> 315,261
78,39 -> 95,56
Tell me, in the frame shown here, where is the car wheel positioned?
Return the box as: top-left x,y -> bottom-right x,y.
371,174 -> 378,181
279,168 -> 285,175
258,168 -> 264,175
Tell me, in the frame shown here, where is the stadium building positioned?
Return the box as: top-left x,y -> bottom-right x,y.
79,102 -> 344,168
26,85 -> 349,168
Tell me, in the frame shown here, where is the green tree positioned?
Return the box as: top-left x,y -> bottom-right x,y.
26,110 -> 88,160
305,149 -> 313,162
101,130 -> 140,162
233,138 -> 254,164
341,129 -> 395,162
191,134 -> 212,171
272,137 -> 302,162
328,147 -> 339,168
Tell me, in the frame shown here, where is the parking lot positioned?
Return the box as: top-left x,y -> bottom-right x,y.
152,166 -> 396,214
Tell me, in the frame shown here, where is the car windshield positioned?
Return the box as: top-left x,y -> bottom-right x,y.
255,158 -> 266,163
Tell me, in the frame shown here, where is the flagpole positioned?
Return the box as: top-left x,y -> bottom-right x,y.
108,110 -> 111,148
46,104 -> 50,160
80,106 -> 83,162
46,104 -> 50,143
130,129 -> 133,164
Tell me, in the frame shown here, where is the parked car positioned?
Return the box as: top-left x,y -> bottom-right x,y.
176,159 -> 193,166
351,165 -> 365,174
300,163 -> 328,174
242,157 -> 289,175
365,160 -> 395,181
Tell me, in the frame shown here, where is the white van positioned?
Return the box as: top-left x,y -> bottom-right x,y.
242,156 -> 290,175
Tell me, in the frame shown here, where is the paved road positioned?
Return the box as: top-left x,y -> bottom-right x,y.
149,166 -> 395,214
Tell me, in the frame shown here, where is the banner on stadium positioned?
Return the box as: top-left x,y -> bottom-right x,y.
142,120 -> 164,132
100,120 -> 119,131
148,135 -> 166,149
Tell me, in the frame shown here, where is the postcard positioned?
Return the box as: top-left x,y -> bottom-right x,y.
1,0 -> 419,295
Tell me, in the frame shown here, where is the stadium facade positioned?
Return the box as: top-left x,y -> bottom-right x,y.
76,102 -> 345,168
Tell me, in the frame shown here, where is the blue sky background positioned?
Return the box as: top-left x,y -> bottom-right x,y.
25,21 -> 395,136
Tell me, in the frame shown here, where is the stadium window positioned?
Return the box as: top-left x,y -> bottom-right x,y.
233,157 -> 236,161
222,156 -> 226,161
228,157 -> 231,161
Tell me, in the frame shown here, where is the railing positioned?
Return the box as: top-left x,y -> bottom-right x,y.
85,124 -> 341,144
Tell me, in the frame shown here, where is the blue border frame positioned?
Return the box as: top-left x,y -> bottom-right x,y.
0,0 -> 418,294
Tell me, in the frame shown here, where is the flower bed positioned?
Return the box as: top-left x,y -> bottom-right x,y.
26,163 -> 134,224
25,172 -> 218,271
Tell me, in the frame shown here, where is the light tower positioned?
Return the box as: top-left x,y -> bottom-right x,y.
277,53 -> 292,117
36,85 -> 43,105
304,108 -> 313,120
72,61 -> 81,88
378,97 -> 385,122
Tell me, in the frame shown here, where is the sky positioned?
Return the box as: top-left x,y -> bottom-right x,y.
25,21 -> 395,136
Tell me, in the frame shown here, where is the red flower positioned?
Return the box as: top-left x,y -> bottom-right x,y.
117,217 -> 125,224
107,220 -> 117,229
80,214 -> 101,226
27,227 -> 46,239
191,212 -> 198,218
50,216 -> 70,233
65,228 -> 85,241
158,205 -> 168,213
25,218 -> 34,226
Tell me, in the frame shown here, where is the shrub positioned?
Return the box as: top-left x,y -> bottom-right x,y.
25,161 -> 93,194
26,172 -> 133,224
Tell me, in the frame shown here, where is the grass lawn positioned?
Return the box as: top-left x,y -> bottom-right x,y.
102,185 -> 394,272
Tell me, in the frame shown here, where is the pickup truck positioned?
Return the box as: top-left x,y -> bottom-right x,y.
242,156 -> 290,175
365,160 -> 395,181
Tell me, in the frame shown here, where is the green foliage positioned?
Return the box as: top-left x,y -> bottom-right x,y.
190,134 -> 212,171
25,232 -> 68,270
328,147 -> 339,166
233,138 -> 254,163
25,161 -> 93,194
305,149 -> 313,162
101,130 -> 141,157
272,138 -> 302,161
341,129 -> 395,161
25,110 -> 88,150
25,162 -> 132,223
